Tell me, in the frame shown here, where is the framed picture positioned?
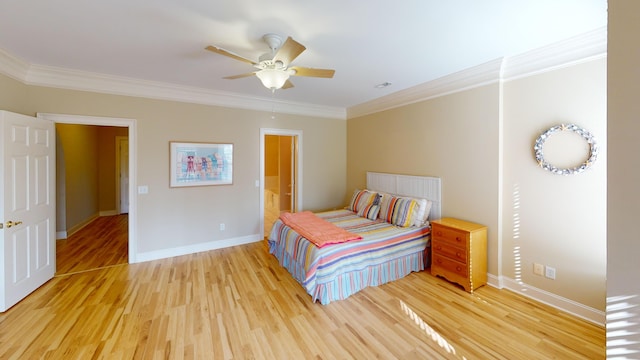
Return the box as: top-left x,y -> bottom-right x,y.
170,142 -> 233,187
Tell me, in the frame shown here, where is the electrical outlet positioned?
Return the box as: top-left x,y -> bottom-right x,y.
545,266 -> 556,280
533,263 -> 544,276
220,223 -> 225,231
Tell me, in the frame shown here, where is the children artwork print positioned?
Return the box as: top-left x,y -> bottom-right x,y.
170,142 -> 233,187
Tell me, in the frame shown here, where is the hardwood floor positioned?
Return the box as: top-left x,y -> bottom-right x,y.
56,214 -> 128,275
0,240 -> 604,359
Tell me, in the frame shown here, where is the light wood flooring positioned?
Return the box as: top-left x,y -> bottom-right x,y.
56,214 -> 129,275
1,233 -> 604,359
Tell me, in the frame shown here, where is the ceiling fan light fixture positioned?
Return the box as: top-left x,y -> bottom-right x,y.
256,68 -> 290,90
206,34 -> 334,91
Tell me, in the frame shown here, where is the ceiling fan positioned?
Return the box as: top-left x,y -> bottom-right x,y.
205,33 -> 335,91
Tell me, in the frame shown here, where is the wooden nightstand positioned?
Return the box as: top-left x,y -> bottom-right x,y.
430,218 -> 487,293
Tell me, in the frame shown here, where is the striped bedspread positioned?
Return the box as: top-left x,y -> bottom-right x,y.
268,209 -> 430,304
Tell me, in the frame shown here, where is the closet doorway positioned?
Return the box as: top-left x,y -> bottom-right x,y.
261,129 -> 302,238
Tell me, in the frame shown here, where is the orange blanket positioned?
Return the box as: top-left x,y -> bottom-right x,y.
279,211 -> 362,248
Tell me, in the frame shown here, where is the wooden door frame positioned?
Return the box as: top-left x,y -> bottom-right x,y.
37,113 -> 138,263
260,128 -> 302,238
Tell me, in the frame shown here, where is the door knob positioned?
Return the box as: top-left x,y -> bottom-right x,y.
4,220 -> 22,228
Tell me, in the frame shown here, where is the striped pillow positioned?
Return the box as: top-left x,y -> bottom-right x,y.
357,204 -> 380,220
378,193 -> 398,223
390,197 -> 419,227
347,189 -> 378,213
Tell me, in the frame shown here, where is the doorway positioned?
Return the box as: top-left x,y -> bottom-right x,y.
37,113 -> 137,265
55,124 -> 128,274
260,128 -> 302,238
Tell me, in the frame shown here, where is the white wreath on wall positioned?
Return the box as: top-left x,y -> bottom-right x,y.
534,124 -> 598,175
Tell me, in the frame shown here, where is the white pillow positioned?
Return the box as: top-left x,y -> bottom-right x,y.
412,198 -> 427,226
412,199 -> 432,226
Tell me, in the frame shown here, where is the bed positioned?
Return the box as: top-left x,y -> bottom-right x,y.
268,172 -> 442,304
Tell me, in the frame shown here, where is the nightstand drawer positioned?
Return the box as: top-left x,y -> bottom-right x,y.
432,254 -> 468,277
432,225 -> 468,246
432,239 -> 467,263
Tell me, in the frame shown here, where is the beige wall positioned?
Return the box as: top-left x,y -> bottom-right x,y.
502,59 -> 607,311
98,126 -> 128,212
56,123 -> 100,232
0,74 -> 28,114
607,0 -> 640,353
347,59 -> 606,313
0,78 -> 347,255
348,84 -> 501,273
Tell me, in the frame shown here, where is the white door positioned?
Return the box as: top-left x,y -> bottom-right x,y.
119,138 -> 129,214
0,110 -> 55,312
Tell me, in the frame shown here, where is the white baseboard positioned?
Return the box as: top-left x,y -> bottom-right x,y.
57,212 -> 119,239
134,234 -> 263,263
487,274 -> 605,326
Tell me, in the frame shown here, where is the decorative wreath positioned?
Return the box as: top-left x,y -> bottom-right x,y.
534,124 -> 598,175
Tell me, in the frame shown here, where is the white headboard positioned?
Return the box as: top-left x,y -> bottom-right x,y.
366,172 -> 442,221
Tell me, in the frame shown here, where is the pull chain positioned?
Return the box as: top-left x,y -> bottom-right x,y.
271,89 -> 276,119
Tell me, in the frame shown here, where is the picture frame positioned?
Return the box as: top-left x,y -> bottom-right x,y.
170,141 -> 233,187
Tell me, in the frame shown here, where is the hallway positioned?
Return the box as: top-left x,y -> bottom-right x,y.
56,215 -> 128,275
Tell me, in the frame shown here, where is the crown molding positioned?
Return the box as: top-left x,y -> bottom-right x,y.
347,58 -> 505,119
0,27 -> 605,121
27,64 -> 347,119
0,48 -> 30,81
0,51 -> 345,120
502,26 -> 607,81
347,26 -> 607,119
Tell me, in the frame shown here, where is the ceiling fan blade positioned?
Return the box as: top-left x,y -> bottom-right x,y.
205,45 -> 257,66
223,72 -> 256,80
273,37 -> 306,66
289,66 -> 335,78
282,80 -> 294,89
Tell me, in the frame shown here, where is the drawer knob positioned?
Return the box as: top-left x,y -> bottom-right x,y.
456,252 -> 462,258
456,266 -> 462,271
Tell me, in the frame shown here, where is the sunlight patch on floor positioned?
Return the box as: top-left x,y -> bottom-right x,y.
400,300 -> 467,359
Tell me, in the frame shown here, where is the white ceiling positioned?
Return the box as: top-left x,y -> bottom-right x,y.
0,0 -> 607,114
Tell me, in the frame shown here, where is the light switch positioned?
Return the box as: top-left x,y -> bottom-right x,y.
138,185 -> 149,194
